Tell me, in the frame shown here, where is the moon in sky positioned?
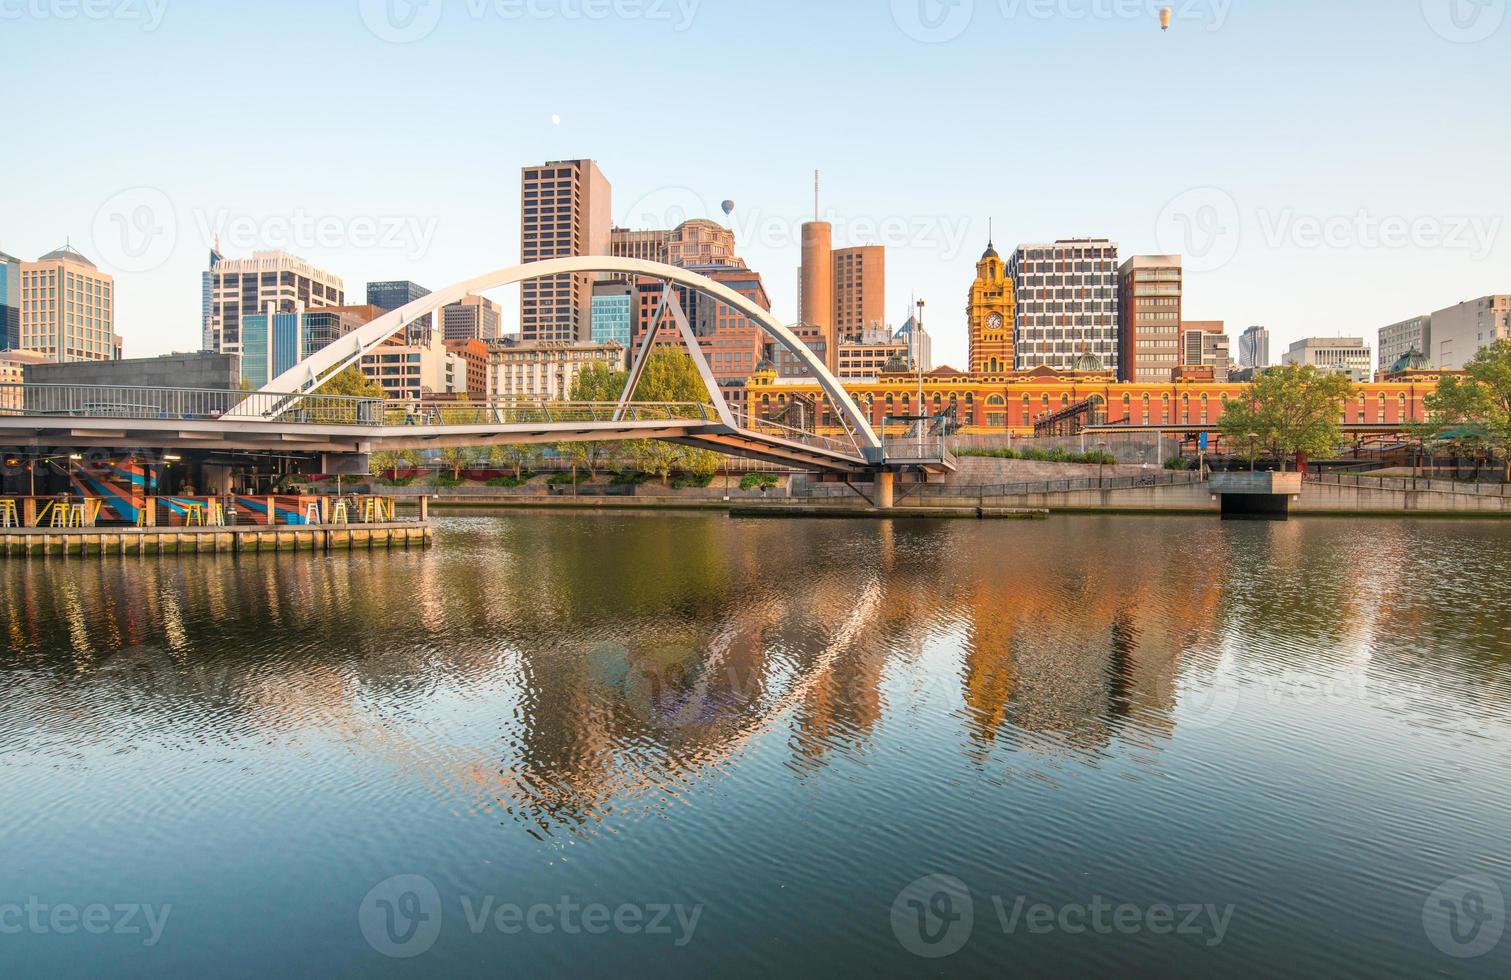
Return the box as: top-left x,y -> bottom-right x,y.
551,114 -> 562,126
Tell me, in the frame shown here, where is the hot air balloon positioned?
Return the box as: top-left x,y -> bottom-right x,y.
1159,6 -> 1172,30
721,200 -> 735,216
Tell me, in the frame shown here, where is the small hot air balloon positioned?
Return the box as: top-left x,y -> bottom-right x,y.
1159,6 -> 1172,30
721,200 -> 735,216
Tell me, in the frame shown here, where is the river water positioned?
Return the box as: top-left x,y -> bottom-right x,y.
3,513 -> 1509,978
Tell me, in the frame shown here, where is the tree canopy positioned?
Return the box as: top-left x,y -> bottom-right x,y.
1423,339 -> 1511,479
1217,364 -> 1354,470
317,365 -> 387,400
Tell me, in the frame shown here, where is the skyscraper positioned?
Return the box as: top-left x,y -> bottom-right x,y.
520,159 -> 612,343
833,245 -> 884,345
591,281 -> 633,348
441,294 -> 502,342
204,250 -> 344,354
367,280 -> 434,344
1009,238 -> 1119,373
21,245 -> 116,363
201,243 -> 222,352
0,250 -> 20,350
1238,325 -> 1271,369
1118,255 -> 1182,383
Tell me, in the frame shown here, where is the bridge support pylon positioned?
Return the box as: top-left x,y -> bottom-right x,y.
876,470 -> 895,510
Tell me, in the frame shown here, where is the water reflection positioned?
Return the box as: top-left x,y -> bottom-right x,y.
3,514 -> 1510,842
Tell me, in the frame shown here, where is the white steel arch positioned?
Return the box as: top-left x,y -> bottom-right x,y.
251,257 -> 880,453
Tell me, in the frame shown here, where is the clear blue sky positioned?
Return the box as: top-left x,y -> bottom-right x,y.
2,0 -> 1506,368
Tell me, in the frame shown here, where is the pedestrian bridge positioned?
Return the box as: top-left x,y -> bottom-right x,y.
0,384 -> 898,474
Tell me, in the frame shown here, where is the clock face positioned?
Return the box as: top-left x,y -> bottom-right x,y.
986,313 -> 1004,330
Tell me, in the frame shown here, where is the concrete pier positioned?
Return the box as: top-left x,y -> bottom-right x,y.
0,522 -> 432,558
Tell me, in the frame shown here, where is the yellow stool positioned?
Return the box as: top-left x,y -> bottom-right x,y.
208,500 -> 225,527
183,503 -> 205,527
0,499 -> 17,528
45,502 -> 68,528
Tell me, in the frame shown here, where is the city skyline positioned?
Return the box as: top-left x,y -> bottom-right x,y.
2,0 -> 1507,370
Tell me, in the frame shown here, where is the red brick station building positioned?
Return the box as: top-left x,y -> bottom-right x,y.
748,244 -> 1447,444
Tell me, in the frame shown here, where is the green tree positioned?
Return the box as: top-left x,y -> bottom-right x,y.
1218,364 -> 1353,471
558,362 -> 629,475
624,348 -> 727,483
490,441 -> 540,480
318,365 -> 386,399
1424,339 -> 1511,480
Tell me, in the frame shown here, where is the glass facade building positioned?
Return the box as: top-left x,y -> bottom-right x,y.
591,290 -> 633,348
240,312 -> 305,388
367,280 -> 433,344
0,251 -> 20,350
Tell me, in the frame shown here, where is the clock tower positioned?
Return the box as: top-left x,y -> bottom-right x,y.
968,240 -> 1016,375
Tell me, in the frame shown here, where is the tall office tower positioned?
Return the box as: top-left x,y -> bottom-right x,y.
1008,238 -> 1120,373
20,245 -> 116,363
0,249 -> 20,350
1428,296 -> 1511,370
1238,325 -> 1271,369
799,220 -> 834,371
1179,321 -> 1232,381
205,250 -> 344,354
611,220 -> 739,272
200,242 -> 222,351
966,241 -> 1016,375
367,280 -> 434,344
833,245 -> 884,345
1377,315 -> 1431,373
441,294 -> 502,342
1118,255 -> 1182,383
520,159 -> 612,343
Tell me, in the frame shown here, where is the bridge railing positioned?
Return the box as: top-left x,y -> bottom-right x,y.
0,383 -> 384,424
0,384 -> 720,429
730,408 -> 862,459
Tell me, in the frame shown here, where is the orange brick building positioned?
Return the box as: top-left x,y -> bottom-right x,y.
746,364 -> 1440,437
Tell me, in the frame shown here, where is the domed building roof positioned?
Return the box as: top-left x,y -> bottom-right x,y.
1390,347 -> 1430,373
37,243 -> 96,268
981,240 -> 999,260
1072,348 -> 1106,373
